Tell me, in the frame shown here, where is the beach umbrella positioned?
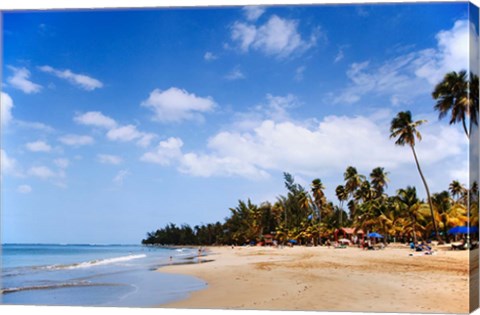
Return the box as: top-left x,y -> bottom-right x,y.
367,232 -> 383,238
448,226 -> 479,234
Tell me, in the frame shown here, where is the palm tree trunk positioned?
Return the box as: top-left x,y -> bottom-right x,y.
410,145 -> 441,242
412,216 -> 418,245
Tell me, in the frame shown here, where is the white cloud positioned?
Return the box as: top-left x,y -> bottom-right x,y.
58,134 -> 94,146
26,140 -> 52,152
1,92 -> 14,126
180,153 -> 270,179
74,111 -> 155,147
98,154 -> 122,165
335,19 -> 473,105
334,49 -> 345,63
140,137 -> 183,166
243,6 -> 266,21
141,87 -> 216,123
204,52 -> 217,61
1,149 -> 20,176
228,94 -> 299,131
231,22 -> 257,51
141,137 -> 270,179
136,133 -> 156,148
74,111 -> 117,129
415,20 -> 475,84
17,185 -> 32,194
54,158 -> 69,169
29,166 -> 56,179
231,15 -> 318,58
7,66 -> 42,94
294,66 -> 306,81
38,65 -> 103,91
113,169 -> 130,185
15,120 -> 55,133
106,125 -> 155,147
225,67 -> 245,80
208,114 -> 464,180
28,164 -> 67,187
263,94 -> 299,121
106,125 -> 140,142
142,108 -> 464,181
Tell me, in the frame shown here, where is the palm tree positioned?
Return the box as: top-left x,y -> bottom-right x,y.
344,166 -> 365,197
432,70 -> 478,138
449,180 -> 467,204
311,178 -> 327,222
335,185 -> 348,226
432,191 -> 452,242
390,111 -> 440,242
433,191 -> 468,243
343,166 -> 365,220
370,167 -> 390,198
354,180 -> 376,203
397,186 -> 423,244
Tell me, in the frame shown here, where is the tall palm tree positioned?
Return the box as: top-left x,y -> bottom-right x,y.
390,111 -> 440,241
335,185 -> 348,226
432,70 -> 479,138
343,166 -> 365,220
370,167 -> 390,198
449,180 -> 467,204
344,166 -> 365,197
311,178 -> 327,222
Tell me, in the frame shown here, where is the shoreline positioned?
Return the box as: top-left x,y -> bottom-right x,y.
157,244 -> 471,313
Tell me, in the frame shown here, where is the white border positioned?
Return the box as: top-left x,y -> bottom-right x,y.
1,1 -> 479,315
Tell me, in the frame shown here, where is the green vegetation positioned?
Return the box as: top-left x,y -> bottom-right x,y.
142,70 -> 479,247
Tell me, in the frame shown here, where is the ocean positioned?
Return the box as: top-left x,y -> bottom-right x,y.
0,244 -> 207,307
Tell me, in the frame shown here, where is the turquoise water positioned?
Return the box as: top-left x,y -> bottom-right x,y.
1,244 -> 206,307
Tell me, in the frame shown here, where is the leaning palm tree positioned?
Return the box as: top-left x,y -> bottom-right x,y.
390,111 -> 440,241
432,70 -> 478,138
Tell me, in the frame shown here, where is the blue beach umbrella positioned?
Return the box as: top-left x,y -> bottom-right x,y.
367,232 -> 383,238
448,226 -> 479,234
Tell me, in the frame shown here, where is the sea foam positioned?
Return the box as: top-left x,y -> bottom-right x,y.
44,254 -> 147,270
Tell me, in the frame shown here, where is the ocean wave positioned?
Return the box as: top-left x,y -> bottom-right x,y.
41,254 -> 147,270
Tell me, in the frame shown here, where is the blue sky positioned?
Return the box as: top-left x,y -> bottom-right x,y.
1,3 -> 477,244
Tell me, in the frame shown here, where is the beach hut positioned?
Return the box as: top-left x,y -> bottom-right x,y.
263,234 -> 274,246
334,228 -> 364,244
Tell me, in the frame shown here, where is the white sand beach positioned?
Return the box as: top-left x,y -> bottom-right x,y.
159,245 -> 473,313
